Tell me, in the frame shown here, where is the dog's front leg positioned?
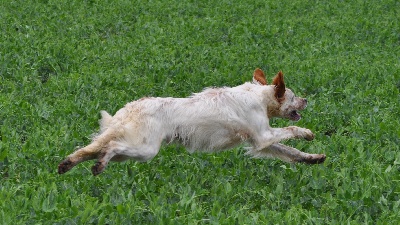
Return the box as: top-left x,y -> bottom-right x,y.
248,143 -> 326,164
256,126 -> 314,150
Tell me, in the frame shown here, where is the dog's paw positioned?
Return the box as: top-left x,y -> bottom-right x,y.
91,161 -> 105,176
58,159 -> 75,174
294,127 -> 314,141
304,130 -> 315,141
299,154 -> 326,164
299,128 -> 314,141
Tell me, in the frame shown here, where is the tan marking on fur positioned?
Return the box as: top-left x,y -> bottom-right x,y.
267,105 -> 280,118
272,71 -> 286,102
253,68 -> 267,85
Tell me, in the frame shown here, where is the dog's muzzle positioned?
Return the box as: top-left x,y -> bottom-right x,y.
289,110 -> 302,121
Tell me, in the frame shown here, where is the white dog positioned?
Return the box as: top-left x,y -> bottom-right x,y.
58,68 -> 326,175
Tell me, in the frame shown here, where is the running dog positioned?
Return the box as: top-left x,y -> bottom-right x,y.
58,68 -> 326,175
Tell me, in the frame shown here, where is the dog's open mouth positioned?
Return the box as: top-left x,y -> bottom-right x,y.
289,110 -> 301,121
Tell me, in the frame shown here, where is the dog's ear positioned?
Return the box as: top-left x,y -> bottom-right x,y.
272,71 -> 286,100
253,68 -> 267,85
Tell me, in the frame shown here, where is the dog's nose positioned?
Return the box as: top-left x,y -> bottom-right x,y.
304,98 -> 307,104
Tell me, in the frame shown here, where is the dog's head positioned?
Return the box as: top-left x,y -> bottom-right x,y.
253,68 -> 307,121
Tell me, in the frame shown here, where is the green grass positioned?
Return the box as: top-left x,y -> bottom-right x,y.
1,0 -> 399,224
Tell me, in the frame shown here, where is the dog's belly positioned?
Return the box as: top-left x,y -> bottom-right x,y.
171,125 -> 248,153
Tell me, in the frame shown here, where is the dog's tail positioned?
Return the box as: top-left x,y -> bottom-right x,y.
99,110 -> 113,132
58,119 -> 122,174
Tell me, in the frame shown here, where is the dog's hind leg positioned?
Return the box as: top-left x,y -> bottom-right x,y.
91,140 -> 162,176
58,128 -> 120,174
247,143 -> 326,164
58,145 -> 99,174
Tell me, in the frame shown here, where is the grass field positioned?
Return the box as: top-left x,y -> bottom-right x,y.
1,0 -> 399,224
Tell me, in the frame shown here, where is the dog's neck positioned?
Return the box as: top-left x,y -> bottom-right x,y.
239,83 -> 281,118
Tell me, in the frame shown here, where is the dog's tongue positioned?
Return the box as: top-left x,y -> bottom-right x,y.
290,111 -> 301,121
